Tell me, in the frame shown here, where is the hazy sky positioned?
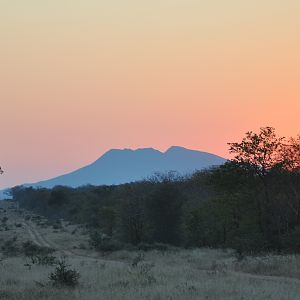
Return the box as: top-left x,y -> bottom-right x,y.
1,0 -> 300,188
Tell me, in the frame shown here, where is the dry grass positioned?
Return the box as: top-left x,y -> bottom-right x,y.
1,205 -> 300,300
1,252 -> 300,300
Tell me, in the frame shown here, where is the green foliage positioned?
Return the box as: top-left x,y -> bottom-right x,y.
48,188 -> 70,207
1,237 -> 19,256
49,258 -> 80,287
146,183 -> 183,245
228,127 -> 284,175
89,231 -> 123,252
118,187 -> 148,245
10,128 -> 300,253
22,240 -> 55,257
30,254 -> 57,266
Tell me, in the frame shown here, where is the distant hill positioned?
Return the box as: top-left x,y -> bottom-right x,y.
1,146 -> 226,196
26,146 -> 226,188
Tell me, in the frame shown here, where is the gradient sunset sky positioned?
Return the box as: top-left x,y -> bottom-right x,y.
1,0 -> 299,189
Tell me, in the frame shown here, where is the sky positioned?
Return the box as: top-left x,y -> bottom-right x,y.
0,0 -> 300,189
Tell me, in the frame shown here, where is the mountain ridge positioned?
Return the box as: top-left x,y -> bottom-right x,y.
0,146 -> 226,197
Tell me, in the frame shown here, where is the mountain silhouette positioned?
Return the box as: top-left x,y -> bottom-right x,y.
24,146 -> 226,188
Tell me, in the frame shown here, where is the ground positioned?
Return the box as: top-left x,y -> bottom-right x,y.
1,201 -> 300,300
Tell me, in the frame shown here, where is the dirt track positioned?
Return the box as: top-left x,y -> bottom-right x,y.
23,215 -> 300,284
2,202 -> 299,285
23,222 -> 52,248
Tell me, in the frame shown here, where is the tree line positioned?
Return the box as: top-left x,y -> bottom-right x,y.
10,127 -> 300,253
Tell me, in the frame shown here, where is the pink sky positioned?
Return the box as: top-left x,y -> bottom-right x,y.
1,1 -> 300,188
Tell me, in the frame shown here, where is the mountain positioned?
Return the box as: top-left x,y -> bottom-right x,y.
0,147 -> 226,197
22,146 -> 226,189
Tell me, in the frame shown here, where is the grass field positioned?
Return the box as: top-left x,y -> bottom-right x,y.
1,201 -> 300,300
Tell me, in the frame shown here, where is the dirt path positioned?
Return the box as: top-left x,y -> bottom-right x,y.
23,220 -> 119,263
23,221 -> 73,256
22,222 -> 44,247
21,214 -> 300,284
23,222 -> 52,248
229,270 -> 300,284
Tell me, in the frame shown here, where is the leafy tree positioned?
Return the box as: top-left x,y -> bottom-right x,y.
226,127 -> 300,249
10,129 -> 300,253
98,206 -> 116,236
228,127 -> 285,175
119,190 -> 147,245
48,187 -> 69,206
282,136 -> 300,171
228,127 -> 285,243
146,183 -> 183,245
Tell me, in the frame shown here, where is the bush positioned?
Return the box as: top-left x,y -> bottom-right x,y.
22,241 -> 55,257
89,231 -> 123,252
1,237 -> 19,256
52,223 -> 63,230
49,258 -> 80,287
31,254 -> 57,266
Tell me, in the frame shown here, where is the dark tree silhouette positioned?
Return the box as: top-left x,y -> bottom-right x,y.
9,127 -> 300,253
228,127 -> 284,176
228,127 -> 300,248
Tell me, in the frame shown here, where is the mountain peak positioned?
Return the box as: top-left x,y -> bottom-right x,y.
165,146 -> 189,153
135,147 -> 162,153
9,146 -> 226,191
101,147 -> 162,158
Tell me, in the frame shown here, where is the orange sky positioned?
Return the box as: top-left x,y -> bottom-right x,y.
1,0 -> 300,188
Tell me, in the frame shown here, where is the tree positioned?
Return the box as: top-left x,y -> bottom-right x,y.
229,128 -> 277,235
279,136 -> 300,225
48,187 -> 70,207
228,127 -> 284,176
194,161 -> 263,250
98,207 -> 116,236
146,183 -> 183,245
228,127 -> 300,248
282,136 -> 300,171
0,167 -> 3,175
118,184 -> 149,245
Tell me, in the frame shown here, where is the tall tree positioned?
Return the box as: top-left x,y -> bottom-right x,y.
146,183 -> 183,245
228,127 -> 300,247
283,136 -> 300,171
228,127 -> 284,176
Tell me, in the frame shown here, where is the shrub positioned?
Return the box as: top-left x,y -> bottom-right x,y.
49,258 -> 80,287
31,254 -> 57,266
1,237 -> 19,256
22,241 -> 55,257
89,231 -> 122,252
52,223 -> 63,230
